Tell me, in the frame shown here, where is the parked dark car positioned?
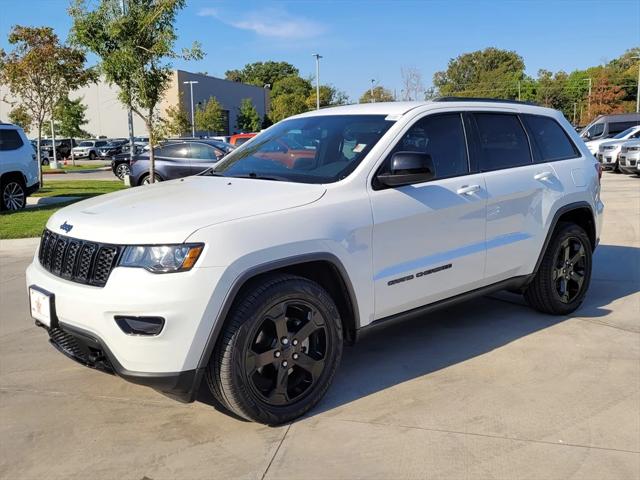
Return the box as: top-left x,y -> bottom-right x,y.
98,139 -> 128,159
40,138 -> 77,159
129,140 -> 233,185
110,144 -> 144,180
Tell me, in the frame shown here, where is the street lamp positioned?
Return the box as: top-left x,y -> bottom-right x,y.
634,55 -> 640,113
370,79 -> 376,103
183,80 -> 199,137
312,54 -> 322,110
263,84 -> 271,125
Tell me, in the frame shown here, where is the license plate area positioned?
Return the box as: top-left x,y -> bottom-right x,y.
29,285 -> 57,328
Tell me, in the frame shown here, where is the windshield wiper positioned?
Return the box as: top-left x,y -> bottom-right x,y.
201,168 -> 225,177
231,172 -> 284,181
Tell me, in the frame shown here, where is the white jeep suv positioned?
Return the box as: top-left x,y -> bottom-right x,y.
0,123 -> 40,210
26,99 -> 604,424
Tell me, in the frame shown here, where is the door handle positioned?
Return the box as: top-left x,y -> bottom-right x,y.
456,184 -> 481,195
534,171 -> 553,181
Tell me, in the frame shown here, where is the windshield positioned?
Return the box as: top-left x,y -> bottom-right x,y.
78,141 -> 93,147
613,127 -> 639,139
212,115 -> 394,183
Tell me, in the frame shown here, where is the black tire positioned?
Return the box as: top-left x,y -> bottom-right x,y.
89,151 -> 96,160
1,178 -> 26,211
115,163 -> 131,180
139,173 -> 161,185
42,158 -> 50,166
524,223 -> 592,315
206,273 -> 343,424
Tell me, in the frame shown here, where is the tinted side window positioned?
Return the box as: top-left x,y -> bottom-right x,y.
0,129 -> 24,151
472,113 -> 532,171
159,144 -> 189,158
382,113 -> 469,180
587,123 -> 604,138
610,121 -> 637,135
190,143 -> 221,161
522,115 -> 579,162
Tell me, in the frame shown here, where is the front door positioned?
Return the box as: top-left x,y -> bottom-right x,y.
370,112 -> 487,319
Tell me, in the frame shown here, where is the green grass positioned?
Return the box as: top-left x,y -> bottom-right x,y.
43,164 -> 105,172
32,180 -> 124,198
0,202 -> 76,239
1,181 -> 126,239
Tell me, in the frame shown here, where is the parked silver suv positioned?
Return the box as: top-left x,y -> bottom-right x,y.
0,123 -> 40,210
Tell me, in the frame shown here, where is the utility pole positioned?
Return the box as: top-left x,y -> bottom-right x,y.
184,80 -> 198,137
121,0 -> 135,162
370,79 -> 376,103
517,81 -> 521,101
634,55 -> 640,113
312,54 -> 322,110
587,77 -> 592,120
573,102 -> 577,125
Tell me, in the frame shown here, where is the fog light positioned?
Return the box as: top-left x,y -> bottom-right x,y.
115,316 -> 165,336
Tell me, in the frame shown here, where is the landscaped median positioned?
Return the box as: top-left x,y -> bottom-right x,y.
0,180 -> 124,239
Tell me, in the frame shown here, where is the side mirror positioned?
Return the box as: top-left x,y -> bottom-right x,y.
377,152 -> 436,187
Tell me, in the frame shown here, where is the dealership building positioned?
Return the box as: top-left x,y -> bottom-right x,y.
0,69 -> 269,139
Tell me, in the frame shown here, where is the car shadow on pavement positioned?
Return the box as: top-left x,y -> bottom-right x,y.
310,243 -> 639,417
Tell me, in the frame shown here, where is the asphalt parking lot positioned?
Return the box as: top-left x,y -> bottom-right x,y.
0,173 -> 638,480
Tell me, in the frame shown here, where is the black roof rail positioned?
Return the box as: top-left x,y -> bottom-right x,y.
433,96 -> 539,106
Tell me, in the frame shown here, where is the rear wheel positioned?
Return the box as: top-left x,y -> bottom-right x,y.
206,274 -> 343,424
89,151 -> 96,160
1,179 -> 26,211
524,223 -> 592,315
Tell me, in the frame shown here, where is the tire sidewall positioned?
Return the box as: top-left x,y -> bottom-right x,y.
546,225 -> 593,312
218,278 -> 343,424
1,180 -> 26,211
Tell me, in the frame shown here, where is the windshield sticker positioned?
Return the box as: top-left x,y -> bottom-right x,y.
353,144 -> 367,153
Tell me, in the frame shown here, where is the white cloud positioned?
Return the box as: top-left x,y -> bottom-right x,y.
198,7 -> 325,40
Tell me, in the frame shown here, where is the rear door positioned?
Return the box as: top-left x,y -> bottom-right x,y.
370,112 -> 487,319
468,112 -> 560,282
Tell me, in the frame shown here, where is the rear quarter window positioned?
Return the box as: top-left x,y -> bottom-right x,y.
471,113 -> 532,171
0,129 -> 25,151
521,115 -> 580,162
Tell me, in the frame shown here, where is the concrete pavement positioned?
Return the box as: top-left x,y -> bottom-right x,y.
0,173 -> 638,479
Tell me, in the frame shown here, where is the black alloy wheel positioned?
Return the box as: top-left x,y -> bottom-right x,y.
245,300 -> 328,406
553,237 -> 587,304
206,274 -> 343,424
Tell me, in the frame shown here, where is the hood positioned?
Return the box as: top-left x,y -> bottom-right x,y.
600,138 -> 631,148
47,176 -> 326,244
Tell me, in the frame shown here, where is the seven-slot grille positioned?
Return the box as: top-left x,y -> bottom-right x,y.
38,229 -> 121,287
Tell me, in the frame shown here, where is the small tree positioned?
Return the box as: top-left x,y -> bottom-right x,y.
0,25 -> 94,183
305,85 -> 349,110
70,0 -> 203,183
195,97 -> 225,135
162,102 -> 191,137
8,105 -> 33,134
359,86 -> 394,103
54,96 -> 91,139
236,98 -> 261,132
400,66 -> 424,101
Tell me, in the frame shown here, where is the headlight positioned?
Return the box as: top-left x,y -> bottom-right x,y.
119,244 -> 204,273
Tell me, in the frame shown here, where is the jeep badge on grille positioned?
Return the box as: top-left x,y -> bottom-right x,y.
60,221 -> 73,233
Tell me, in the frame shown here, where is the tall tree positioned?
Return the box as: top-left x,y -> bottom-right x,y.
236,98 -> 261,132
433,47 -> 525,99
161,102 -> 191,137
359,86 -> 394,103
195,97 -> 226,135
305,85 -> 349,109
8,105 -> 33,134
269,94 -> 309,123
0,25 -> 93,182
70,0 -> 203,183
54,96 -> 91,138
225,61 -> 299,87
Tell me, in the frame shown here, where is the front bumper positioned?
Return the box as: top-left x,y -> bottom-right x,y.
619,153 -> 639,174
597,151 -> 618,169
26,257 -> 226,400
72,151 -> 90,158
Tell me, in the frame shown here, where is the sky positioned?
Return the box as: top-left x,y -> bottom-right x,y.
1,0 -> 639,101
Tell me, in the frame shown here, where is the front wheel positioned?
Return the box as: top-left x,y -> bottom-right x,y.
206,274 -> 343,424
524,223 -> 592,315
1,179 -> 26,211
89,151 -> 96,160
115,163 -> 131,180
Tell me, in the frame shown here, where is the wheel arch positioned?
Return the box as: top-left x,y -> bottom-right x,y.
0,170 -> 27,186
533,201 -> 596,276
196,253 -> 360,371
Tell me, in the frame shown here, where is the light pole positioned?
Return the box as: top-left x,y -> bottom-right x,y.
370,79 -> 376,103
263,84 -> 271,126
121,0 -> 135,161
312,54 -> 322,110
634,55 -> 640,113
183,80 -> 198,137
